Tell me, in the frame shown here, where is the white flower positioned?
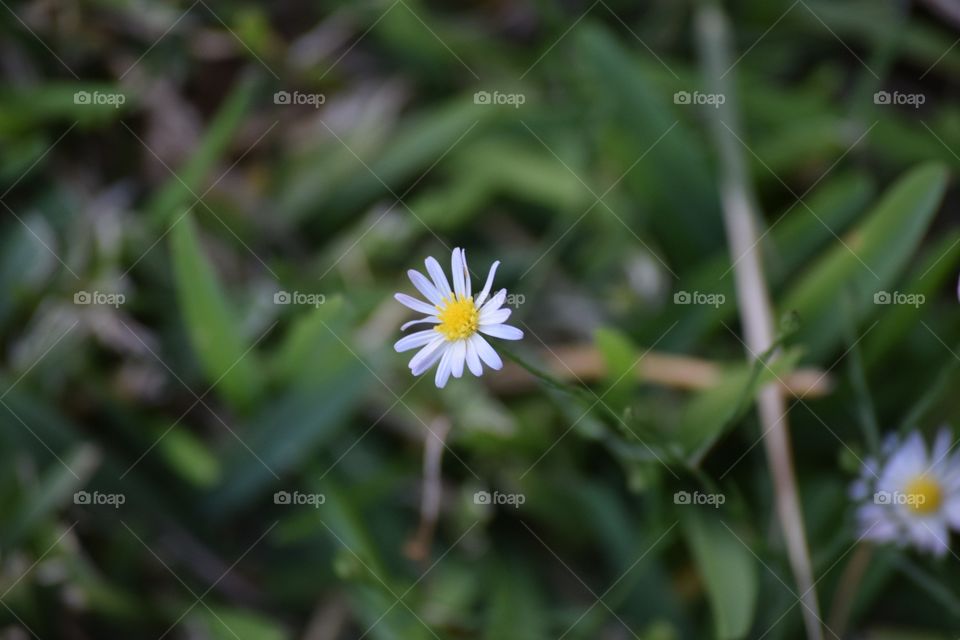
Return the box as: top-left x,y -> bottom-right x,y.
851,428 -> 960,557
394,248 -> 523,388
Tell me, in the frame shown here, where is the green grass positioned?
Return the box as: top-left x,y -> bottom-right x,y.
1,1 -> 960,638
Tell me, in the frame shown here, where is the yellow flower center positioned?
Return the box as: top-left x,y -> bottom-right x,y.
435,296 -> 479,341
904,475 -> 942,515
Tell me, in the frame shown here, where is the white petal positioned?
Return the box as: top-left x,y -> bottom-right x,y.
881,432 -> 901,456
407,269 -> 443,306
944,497 -> 960,529
943,462 -> 960,493
855,503 -> 899,542
479,323 -> 524,341
933,427 -> 952,460
849,479 -> 868,501
465,338 -> 483,376
452,248 -> 466,299
401,317 -> 440,331
435,346 -> 453,388
474,260 -> 500,307
412,347 -> 445,376
394,330 -> 438,353
929,528 -> 951,557
471,334 -> 502,370
450,340 -> 466,378
480,288 -> 507,313
409,337 -> 445,374
480,308 -> 512,325
462,250 -> 472,297
425,256 -> 452,298
860,456 -> 881,481
907,518 -> 950,556
930,427 -> 958,475
395,293 -> 437,316
880,431 -> 927,490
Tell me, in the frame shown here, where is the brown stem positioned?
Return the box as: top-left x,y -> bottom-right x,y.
404,416 -> 451,563
490,344 -> 833,398
696,3 -> 822,639
827,545 -> 874,636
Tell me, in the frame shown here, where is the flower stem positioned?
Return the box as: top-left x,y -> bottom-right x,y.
893,554 -> 960,616
492,344 -> 833,397
404,416 -> 451,563
695,4 -> 823,640
842,294 -> 882,455
826,544 -> 873,635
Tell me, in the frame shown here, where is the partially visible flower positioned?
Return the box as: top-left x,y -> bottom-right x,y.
851,428 -> 960,556
394,247 -> 523,388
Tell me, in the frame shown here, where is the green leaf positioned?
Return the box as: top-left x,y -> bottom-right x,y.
864,228 -> 960,364
320,483 -> 434,640
781,163 -> 949,359
595,327 -> 639,411
485,561 -> 548,640
193,607 -> 289,640
657,172 -> 873,348
156,426 -> 221,488
451,140 -> 593,211
3,444 -> 100,547
0,84 -> 131,136
267,296 -> 345,384
207,361 -> 369,515
169,213 -> 262,411
207,307 -> 371,515
677,349 -> 802,462
321,98 -> 491,217
681,511 -> 757,639
575,23 -> 723,264
0,213 -> 60,329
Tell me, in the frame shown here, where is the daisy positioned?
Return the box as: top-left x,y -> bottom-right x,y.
850,428 -> 960,556
394,248 -> 523,388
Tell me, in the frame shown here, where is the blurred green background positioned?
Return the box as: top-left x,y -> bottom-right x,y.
2,0 -> 960,638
